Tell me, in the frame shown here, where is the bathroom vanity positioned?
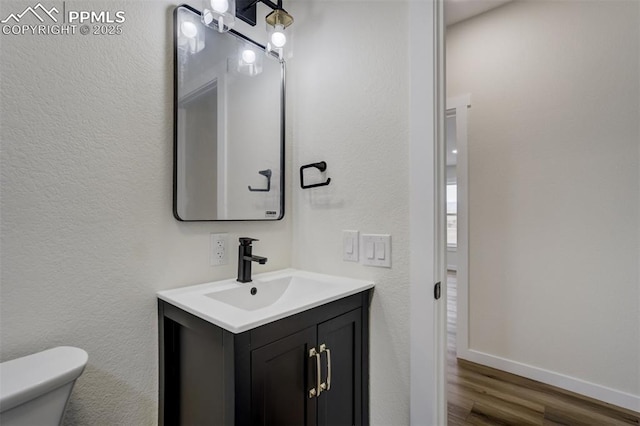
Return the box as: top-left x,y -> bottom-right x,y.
157,269 -> 373,426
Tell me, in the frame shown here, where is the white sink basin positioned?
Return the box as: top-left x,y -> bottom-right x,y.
157,269 -> 374,333
205,276 -> 294,311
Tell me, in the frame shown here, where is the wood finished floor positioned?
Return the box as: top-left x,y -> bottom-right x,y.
446,272 -> 640,426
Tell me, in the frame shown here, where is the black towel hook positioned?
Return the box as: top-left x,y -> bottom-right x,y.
300,161 -> 331,189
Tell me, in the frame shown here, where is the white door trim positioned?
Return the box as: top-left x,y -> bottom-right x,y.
409,0 -> 446,424
446,95 -> 471,358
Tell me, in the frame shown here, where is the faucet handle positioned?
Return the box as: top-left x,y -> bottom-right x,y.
239,237 -> 259,246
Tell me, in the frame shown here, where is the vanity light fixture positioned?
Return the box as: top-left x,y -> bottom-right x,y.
236,0 -> 294,59
201,0 -> 294,57
237,45 -> 263,76
178,14 -> 205,55
242,48 -> 257,64
202,0 -> 236,32
264,8 -> 293,59
181,21 -> 198,38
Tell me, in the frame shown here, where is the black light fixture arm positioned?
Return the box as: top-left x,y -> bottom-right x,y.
239,0 -> 282,12
243,0 -> 280,11
236,0 -> 285,26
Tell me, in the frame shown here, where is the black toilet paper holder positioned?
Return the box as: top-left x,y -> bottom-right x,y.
300,161 -> 331,189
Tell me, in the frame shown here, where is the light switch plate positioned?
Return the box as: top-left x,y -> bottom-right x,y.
343,230 -> 359,262
361,234 -> 391,268
210,233 -> 229,266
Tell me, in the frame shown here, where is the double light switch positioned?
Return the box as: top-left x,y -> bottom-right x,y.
361,234 -> 391,267
343,231 -> 391,268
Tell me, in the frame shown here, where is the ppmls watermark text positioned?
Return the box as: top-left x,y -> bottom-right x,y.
1,2 -> 126,36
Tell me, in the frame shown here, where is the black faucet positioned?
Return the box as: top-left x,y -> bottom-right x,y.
237,237 -> 268,283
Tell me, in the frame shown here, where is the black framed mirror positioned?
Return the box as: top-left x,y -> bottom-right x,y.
174,5 -> 285,221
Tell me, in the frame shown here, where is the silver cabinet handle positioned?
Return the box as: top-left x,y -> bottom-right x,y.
309,347 -> 322,398
319,344 -> 331,391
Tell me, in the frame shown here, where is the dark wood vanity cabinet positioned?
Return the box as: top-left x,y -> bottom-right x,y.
158,290 -> 371,426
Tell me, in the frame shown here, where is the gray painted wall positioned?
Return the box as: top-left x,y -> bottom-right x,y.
447,0 -> 639,398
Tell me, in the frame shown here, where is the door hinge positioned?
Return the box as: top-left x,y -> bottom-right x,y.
434,282 -> 441,300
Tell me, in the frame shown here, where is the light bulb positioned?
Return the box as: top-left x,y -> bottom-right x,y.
270,25 -> 287,48
203,10 -> 213,25
242,49 -> 256,64
181,21 -> 198,38
452,149 -> 458,154
211,0 -> 229,13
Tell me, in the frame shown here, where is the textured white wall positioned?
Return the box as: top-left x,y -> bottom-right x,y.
0,1 -> 292,424
447,0 -> 640,396
1,0 -> 417,423
288,1 -> 411,424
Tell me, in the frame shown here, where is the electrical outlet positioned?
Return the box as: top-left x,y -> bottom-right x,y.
210,233 -> 228,266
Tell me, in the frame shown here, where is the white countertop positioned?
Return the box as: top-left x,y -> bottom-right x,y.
157,269 -> 374,333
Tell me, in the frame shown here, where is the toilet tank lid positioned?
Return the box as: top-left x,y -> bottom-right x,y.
0,346 -> 88,412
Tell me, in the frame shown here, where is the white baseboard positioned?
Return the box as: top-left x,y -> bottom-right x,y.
457,348 -> 640,413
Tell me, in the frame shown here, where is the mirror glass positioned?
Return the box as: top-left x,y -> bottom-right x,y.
174,5 -> 284,221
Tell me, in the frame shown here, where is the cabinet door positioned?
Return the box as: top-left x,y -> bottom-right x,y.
251,326 -> 318,426
317,309 -> 363,426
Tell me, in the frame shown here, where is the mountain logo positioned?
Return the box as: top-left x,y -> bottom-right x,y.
1,3 -> 59,24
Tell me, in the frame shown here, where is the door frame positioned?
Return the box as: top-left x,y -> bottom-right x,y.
408,0 -> 446,424
446,94 -> 471,358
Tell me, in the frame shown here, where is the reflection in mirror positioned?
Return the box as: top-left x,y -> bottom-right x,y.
174,5 -> 284,221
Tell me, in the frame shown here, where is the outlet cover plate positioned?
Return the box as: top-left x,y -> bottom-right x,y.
210,233 -> 229,266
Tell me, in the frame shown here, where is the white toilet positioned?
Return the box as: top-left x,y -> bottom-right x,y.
0,346 -> 88,426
